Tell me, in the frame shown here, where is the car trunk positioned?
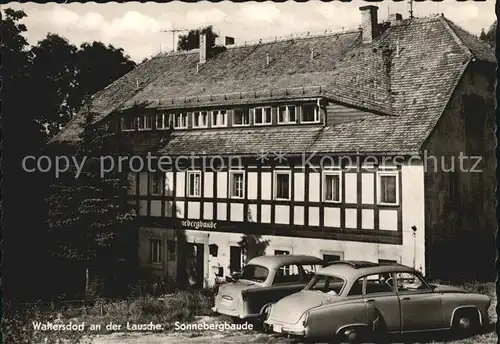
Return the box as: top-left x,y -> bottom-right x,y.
217,280 -> 258,311
269,291 -> 330,324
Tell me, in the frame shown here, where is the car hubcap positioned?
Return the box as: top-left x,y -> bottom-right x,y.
345,330 -> 358,343
459,317 -> 471,329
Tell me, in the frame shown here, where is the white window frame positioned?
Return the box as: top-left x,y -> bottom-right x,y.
229,170 -> 245,199
300,101 -> 321,124
173,113 -> 188,129
121,117 -> 136,131
232,109 -> 251,127
211,110 -> 228,127
137,115 -> 152,131
274,170 -> 292,201
323,171 -> 342,203
192,111 -> 209,128
149,172 -> 164,196
376,171 -> 399,206
187,171 -> 202,197
156,113 -> 170,130
277,105 -> 298,124
150,239 -> 162,264
252,107 -> 272,126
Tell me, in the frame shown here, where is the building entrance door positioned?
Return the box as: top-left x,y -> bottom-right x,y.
186,243 -> 205,289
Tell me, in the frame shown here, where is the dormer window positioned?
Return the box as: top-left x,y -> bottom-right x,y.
233,109 -> 250,126
138,115 -> 152,130
211,110 -> 227,127
121,117 -> 136,131
193,111 -> 209,128
253,107 -> 272,125
156,113 -> 170,130
301,103 -> 320,123
173,113 -> 188,129
278,105 -> 297,124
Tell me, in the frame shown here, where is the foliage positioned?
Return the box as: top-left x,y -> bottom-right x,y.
479,20 -> 496,47
177,25 -> 218,52
46,110 -> 136,295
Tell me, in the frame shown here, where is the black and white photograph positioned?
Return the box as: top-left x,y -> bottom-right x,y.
2,1 -> 498,343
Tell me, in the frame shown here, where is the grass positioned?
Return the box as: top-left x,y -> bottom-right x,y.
2,290 -> 214,344
2,281 -> 496,344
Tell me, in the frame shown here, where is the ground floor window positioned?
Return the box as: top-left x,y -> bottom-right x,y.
150,239 -> 162,264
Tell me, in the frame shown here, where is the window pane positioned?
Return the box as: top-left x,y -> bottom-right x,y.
231,172 -> 244,197
276,173 -> 290,199
302,104 -> 317,122
255,108 -> 263,123
325,174 -> 340,201
289,106 -> 296,122
365,273 -> 395,294
395,272 -> 429,292
380,175 -> 397,203
264,108 -> 272,123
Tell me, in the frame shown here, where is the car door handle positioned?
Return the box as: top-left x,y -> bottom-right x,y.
364,299 -> 375,303
401,297 -> 411,301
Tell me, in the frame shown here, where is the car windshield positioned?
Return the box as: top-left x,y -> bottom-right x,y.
240,264 -> 269,283
304,274 -> 345,295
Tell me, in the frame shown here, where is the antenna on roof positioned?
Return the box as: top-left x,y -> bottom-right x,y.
161,28 -> 188,52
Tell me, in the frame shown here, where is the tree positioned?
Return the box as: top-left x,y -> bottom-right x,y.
238,210 -> 270,264
177,25 -> 218,52
1,8 -> 50,302
70,42 -> 136,113
47,107 -> 136,298
28,34 -> 79,137
479,20 -> 496,47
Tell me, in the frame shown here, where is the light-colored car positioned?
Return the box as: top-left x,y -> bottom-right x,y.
212,255 -> 325,322
264,261 -> 491,343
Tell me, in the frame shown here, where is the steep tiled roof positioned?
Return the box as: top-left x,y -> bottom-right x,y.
51,15 -> 495,156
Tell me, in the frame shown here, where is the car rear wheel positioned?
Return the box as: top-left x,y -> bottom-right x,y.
452,309 -> 480,337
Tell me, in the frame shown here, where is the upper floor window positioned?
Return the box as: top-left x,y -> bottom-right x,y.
156,113 -> 170,130
274,171 -> 291,200
278,105 -> 297,124
138,115 -> 152,130
121,117 -> 136,131
323,171 -> 341,203
230,171 -> 245,198
173,113 -> 188,129
212,110 -> 227,127
377,171 -> 398,205
149,172 -> 164,196
301,103 -> 320,123
253,107 -> 272,125
187,171 -> 202,197
233,109 -> 250,126
193,111 -> 209,128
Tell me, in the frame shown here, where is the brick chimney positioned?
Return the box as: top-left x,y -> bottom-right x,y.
359,5 -> 379,43
199,33 -> 207,64
389,13 -> 403,26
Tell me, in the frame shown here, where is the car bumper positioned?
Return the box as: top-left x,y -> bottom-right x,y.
264,320 -> 306,337
211,306 -> 259,319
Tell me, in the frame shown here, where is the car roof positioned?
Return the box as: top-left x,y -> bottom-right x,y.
246,255 -> 324,269
317,260 -> 417,280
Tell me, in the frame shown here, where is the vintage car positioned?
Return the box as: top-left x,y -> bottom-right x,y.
212,254 -> 325,322
264,261 -> 491,343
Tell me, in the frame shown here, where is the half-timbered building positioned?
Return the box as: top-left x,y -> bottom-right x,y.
52,6 -> 496,286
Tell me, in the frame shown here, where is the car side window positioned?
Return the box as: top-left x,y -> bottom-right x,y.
348,277 -> 364,296
364,273 -> 395,295
273,264 -> 301,285
301,264 -> 322,282
395,272 -> 430,292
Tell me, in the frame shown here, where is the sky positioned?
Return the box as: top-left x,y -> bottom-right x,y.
3,1 -> 496,62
